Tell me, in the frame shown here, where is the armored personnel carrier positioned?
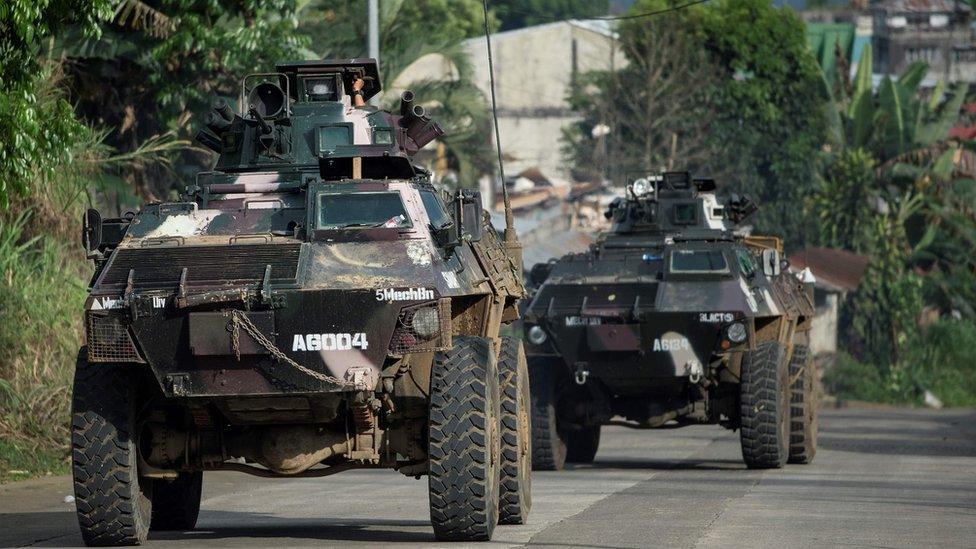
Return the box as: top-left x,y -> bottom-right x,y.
523,172 -> 817,471
73,59 -> 530,545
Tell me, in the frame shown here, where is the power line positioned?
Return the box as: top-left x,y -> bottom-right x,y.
495,0 -> 711,25
594,0 -> 712,21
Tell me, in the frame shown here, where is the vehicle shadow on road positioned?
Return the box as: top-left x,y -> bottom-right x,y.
150,513 -> 437,544
564,457 -> 745,472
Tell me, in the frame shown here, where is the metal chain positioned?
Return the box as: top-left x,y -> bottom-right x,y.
228,310 -> 353,389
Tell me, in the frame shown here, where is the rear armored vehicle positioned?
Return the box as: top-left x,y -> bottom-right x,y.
73,59 -> 531,545
523,172 -> 817,470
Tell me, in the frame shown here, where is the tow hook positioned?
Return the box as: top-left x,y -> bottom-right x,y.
574,365 -> 590,386
686,360 -> 704,384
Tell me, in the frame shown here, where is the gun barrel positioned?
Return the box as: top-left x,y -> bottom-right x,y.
213,98 -> 235,122
248,107 -> 273,135
399,90 -> 416,117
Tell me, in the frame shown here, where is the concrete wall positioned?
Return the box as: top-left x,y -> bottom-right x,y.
402,20 -> 625,180
809,291 -> 839,357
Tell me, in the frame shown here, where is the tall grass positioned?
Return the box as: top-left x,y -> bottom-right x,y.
0,64 -> 184,480
0,211 -> 88,455
824,319 -> 976,407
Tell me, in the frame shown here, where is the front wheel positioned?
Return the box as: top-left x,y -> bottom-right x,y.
739,340 -> 790,469
528,357 -> 567,471
428,336 -> 501,541
72,348 -> 153,546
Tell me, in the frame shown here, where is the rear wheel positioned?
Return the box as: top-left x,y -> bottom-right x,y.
528,357 -> 567,471
150,472 -> 203,531
788,341 -> 818,464
72,348 -> 153,546
739,340 -> 790,469
428,336 -> 501,541
497,337 -> 532,525
565,425 -> 600,464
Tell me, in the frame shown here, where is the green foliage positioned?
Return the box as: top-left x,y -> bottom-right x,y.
808,148 -> 875,251
0,0 -> 112,208
899,320 -> 976,407
0,210 -> 87,457
823,352 -> 892,403
492,0 -> 609,30
825,320 -> 976,407
61,0 -> 311,195
564,0 -> 829,247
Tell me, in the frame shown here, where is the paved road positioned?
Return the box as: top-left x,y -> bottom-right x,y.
2,407 -> 974,548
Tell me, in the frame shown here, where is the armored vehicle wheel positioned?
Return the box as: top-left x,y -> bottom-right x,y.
428,336 -> 501,541
788,342 -> 818,464
150,472 -> 203,531
566,425 -> 601,464
71,348 -> 153,546
739,340 -> 790,469
528,357 -> 567,471
497,337 -> 532,525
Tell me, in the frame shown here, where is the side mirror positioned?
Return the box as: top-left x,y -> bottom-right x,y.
432,221 -> 460,254
82,209 -> 102,255
761,248 -> 781,277
454,189 -> 484,243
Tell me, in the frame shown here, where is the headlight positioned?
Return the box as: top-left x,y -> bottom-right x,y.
726,322 -> 747,343
412,307 -> 440,339
527,325 -> 548,345
632,178 -> 653,197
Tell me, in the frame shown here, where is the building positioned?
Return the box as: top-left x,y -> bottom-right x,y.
872,0 -> 974,82
405,20 -> 625,182
790,247 -> 869,358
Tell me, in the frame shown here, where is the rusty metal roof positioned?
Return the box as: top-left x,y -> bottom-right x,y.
874,0 -> 970,13
791,247 -> 869,293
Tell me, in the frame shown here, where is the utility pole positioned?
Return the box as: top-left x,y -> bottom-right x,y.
368,0 -> 379,106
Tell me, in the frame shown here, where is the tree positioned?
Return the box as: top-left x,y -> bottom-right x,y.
0,0 -> 113,208
562,16 -> 722,182
563,0 -> 829,247
60,0 -> 312,198
814,44 -> 976,373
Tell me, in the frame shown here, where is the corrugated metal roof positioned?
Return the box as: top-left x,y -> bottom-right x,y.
874,0 -> 970,13
791,247 -> 870,293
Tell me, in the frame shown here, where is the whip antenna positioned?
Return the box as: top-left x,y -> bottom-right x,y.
482,0 -> 516,244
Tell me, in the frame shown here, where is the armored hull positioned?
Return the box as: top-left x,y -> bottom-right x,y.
524,173 -> 818,472
71,59 -> 530,545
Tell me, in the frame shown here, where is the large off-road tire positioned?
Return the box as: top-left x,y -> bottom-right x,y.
150,472 -> 203,531
497,337 -> 532,525
565,425 -> 601,464
739,340 -> 790,469
527,357 -> 567,471
428,336 -> 501,541
788,342 -> 818,464
72,348 -> 153,546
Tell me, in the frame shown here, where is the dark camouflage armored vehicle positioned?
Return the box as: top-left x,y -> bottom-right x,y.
73,59 -> 531,545
523,172 -> 817,471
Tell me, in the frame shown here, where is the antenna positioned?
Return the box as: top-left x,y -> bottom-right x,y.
482,0 -> 516,244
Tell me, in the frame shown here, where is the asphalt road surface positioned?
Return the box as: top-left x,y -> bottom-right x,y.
2,407 -> 974,548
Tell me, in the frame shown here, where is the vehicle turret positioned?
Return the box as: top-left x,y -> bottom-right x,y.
194,58 -> 443,180
602,171 -> 758,239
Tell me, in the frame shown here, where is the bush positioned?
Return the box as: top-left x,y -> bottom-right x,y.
900,320 -> 976,407
825,320 -> 976,407
0,210 -> 88,465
